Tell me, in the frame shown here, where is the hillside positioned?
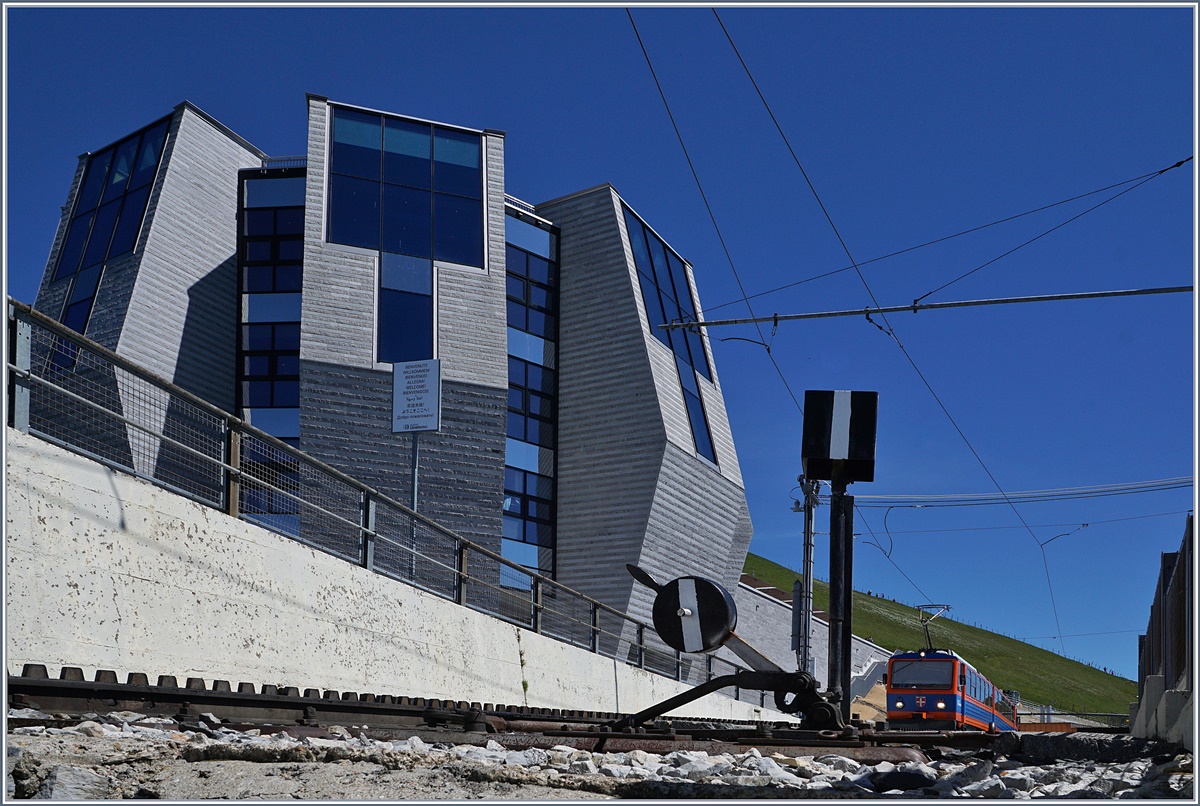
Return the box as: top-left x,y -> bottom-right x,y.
743,553 -> 1138,715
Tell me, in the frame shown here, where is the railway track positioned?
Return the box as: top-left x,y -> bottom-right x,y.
7,665 -> 1023,765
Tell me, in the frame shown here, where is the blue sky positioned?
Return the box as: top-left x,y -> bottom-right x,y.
3,4 -> 1195,682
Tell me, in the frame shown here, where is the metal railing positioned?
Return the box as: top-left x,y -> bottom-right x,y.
6,298 -> 766,707
261,156 -> 307,170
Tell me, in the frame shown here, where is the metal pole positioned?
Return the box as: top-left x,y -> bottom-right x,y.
828,481 -> 846,707
841,494 -> 855,723
409,432 -> 419,578
794,479 -> 816,675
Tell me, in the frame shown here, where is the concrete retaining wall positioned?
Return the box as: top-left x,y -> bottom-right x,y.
4,428 -> 780,722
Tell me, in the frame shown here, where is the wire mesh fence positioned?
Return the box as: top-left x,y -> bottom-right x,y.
8,299 -> 762,707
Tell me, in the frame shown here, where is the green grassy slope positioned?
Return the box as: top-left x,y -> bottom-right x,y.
744,553 -> 1138,715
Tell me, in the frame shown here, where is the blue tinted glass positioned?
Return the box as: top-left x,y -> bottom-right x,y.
676,355 -> 699,395
527,363 -> 555,394
377,288 -> 433,363
244,324 -> 273,350
69,264 -> 102,304
382,184 -> 432,258
505,245 -> 527,276
504,467 -> 524,493
244,293 -> 301,323
623,208 -> 653,276
328,173 -> 380,250
129,120 -> 169,190
530,472 -> 554,498
507,412 -> 525,440
433,193 -> 483,267
687,328 -> 711,380
53,215 -> 92,281
638,274 -> 670,346
75,150 -> 113,215
245,176 -> 306,208
244,265 -> 273,292
433,128 -> 481,198
508,356 -> 526,385
245,240 -> 273,262
244,407 -> 300,439
273,380 -> 299,407
507,300 -> 526,331
277,239 -> 303,262
102,137 -> 139,203
502,517 -> 525,542
243,355 -> 270,376
380,253 -> 432,294
81,199 -> 120,268
383,118 -> 431,189
684,390 -> 716,463
506,216 -> 552,258
243,381 -> 271,406
274,323 -> 301,350
275,354 -> 299,375
62,299 -> 92,334
503,494 -> 522,515
528,285 -> 550,310
274,264 -> 303,291
529,391 -> 553,419
507,387 -> 523,410
331,108 -> 381,180
506,275 -> 525,300
527,309 -> 553,339
666,252 -> 694,315
275,208 -> 304,235
107,185 -> 151,257
244,209 -> 274,236
504,438 -> 540,473
526,255 -> 552,285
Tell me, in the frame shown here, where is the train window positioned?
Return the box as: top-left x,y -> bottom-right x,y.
890,660 -> 954,689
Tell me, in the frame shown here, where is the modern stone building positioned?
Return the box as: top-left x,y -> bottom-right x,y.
31,95 -> 753,631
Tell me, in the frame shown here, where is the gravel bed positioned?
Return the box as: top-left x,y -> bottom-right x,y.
5,708 -> 1192,799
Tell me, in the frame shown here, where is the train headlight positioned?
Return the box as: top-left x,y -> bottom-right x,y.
936,700 -> 947,710
894,700 -> 904,709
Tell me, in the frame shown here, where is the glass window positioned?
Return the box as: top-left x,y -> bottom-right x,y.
506,245 -> 527,276
328,173 -> 380,250
129,120 -> 169,189
890,659 -> 955,689
244,209 -> 275,236
274,264 -> 303,292
62,299 -> 92,334
244,265 -> 274,293
331,107 -> 382,180
80,199 -> 120,269
377,288 -> 433,364
277,239 -> 303,262
506,216 -> 552,258
245,176 -> 306,208
381,252 -> 432,294
273,380 -> 300,407
243,380 -> 273,407
275,354 -> 299,376
52,216 -> 92,281
69,264 -> 102,304
526,255 -> 552,285
245,240 -> 273,262
243,292 -> 302,323
382,184 -> 432,258
243,407 -> 300,439
75,150 -> 113,215
685,390 -> 716,463
433,127 -> 481,198
102,137 -> 139,203
275,208 -> 304,235
243,324 -> 274,351
433,193 -> 483,266
107,185 -> 151,257
384,118 -> 431,189
244,355 -> 270,376
505,438 -> 541,473
274,323 -> 301,350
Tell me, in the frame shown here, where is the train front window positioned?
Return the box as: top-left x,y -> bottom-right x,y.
890,660 -> 955,689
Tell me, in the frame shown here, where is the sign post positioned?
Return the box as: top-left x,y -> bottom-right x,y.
393,358 -> 442,511
801,389 -> 877,723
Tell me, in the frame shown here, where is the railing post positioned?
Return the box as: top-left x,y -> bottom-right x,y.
531,577 -> 542,634
706,653 -> 713,683
456,542 -> 469,606
225,424 -> 241,518
362,492 -> 375,571
9,308 -> 31,433
590,604 -> 599,653
674,650 -> 682,682
636,624 -> 645,669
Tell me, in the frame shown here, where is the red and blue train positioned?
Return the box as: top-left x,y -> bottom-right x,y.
885,649 -> 1019,732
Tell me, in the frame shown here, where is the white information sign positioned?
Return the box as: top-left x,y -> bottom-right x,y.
392,359 -> 442,433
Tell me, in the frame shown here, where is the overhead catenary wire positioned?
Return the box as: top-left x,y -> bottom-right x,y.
662,286 -> 1193,330
702,157 -> 1195,316
712,9 -> 1069,652
846,476 -> 1192,508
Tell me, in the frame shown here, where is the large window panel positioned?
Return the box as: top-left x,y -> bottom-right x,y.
80,199 -> 121,270
75,150 -> 112,215
101,137 -> 139,204
433,193 -> 483,266
684,389 -> 716,463
129,120 -> 169,189
108,185 -> 151,257
328,173 -> 380,250
433,128 -> 482,198
382,184 -> 432,257
384,118 -> 431,189
331,108 -> 382,180
52,217 -> 91,281
377,288 -> 433,364
245,176 -> 306,208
